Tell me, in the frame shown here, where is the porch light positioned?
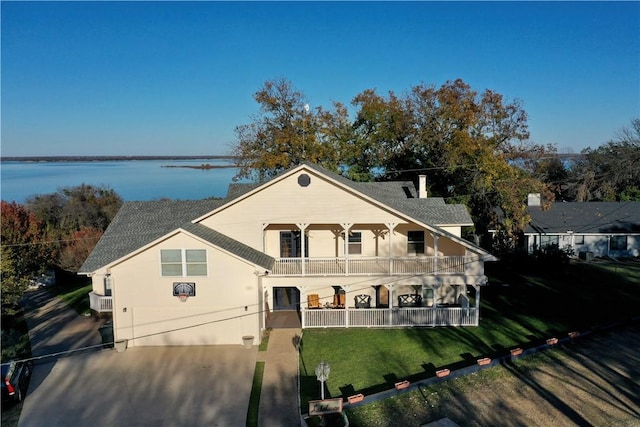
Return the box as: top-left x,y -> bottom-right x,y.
315,360 -> 331,400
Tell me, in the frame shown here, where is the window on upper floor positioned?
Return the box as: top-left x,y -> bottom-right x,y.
348,232 -> 362,255
610,236 -> 627,251
407,231 -> 425,256
160,249 -> 207,277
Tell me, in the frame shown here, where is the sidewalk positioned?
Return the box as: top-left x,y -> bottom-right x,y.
20,288 -> 104,359
257,328 -> 302,427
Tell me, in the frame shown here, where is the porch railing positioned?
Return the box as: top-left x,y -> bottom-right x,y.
89,291 -> 113,312
302,307 -> 478,328
271,256 -> 471,276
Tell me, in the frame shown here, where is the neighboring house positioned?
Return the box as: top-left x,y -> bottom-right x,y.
523,194 -> 640,259
79,163 -> 496,347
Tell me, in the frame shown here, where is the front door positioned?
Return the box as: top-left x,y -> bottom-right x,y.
273,287 -> 300,311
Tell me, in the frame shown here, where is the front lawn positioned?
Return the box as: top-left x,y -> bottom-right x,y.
299,259 -> 640,409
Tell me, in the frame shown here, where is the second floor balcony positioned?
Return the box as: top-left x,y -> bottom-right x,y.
270,255 -> 474,277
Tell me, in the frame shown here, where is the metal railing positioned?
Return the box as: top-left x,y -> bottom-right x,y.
271,256 -> 471,276
89,292 -> 113,312
302,307 -> 478,328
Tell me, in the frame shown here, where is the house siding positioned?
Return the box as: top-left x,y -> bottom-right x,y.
109,232 -> 260,346
198,170 -> 409,248
525,233 -> 640,258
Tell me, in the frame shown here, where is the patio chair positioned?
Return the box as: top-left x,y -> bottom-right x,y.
354,294 -> 371,308
307,294 -> 321,309
398,294 -> 422,307
333,293 -> 346,308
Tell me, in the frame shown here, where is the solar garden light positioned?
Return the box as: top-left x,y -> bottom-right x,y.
315,360 -> 331,400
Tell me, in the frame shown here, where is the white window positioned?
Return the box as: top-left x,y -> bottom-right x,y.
348,232 -> 362,255
407,231 -> 425,255
610,236 -> 627,251
540,235 -> 559,247
574,235 -> 585,245
161,249 -> 207,277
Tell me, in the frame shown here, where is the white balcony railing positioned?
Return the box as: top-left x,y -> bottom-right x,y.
302,307 -> 478,328
89,292 -> 113,312
271,256 -> 471,276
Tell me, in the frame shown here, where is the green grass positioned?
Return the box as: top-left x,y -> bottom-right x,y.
46,269 -> 92,315
258,328 -> 271,352
246,361 -> 265,427
53,284 -> 92,315
299,259 -> 640,408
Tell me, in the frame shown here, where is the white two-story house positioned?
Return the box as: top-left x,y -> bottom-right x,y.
80,163 -> 496,347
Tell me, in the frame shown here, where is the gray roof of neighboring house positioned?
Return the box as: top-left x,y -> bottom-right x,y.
524,202 -> 640,234
81,163 -> 480,274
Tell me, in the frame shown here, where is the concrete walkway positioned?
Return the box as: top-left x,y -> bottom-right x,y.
258,312 -> 302,427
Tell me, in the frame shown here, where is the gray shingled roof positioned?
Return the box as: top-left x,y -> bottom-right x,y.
181,223 -> 274,270
79,199 -> 225,273
81,163 -> 484,273
301,163 -> 473,226
525,202 -> 640,234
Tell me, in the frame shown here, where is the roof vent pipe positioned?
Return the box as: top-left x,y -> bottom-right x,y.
418,175 -> 427,199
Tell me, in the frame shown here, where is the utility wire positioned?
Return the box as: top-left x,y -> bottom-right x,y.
2,255 -> 488,367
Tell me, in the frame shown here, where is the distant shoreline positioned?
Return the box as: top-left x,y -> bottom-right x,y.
1,155 -> 239,163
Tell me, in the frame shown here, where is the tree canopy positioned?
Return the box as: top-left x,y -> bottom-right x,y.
1,201 -> 52,314
232,78 -> 348,181
232,78 -> 551,243
1,184 -> 123,313
26,184 -> 123,272
570,118 -> 640,202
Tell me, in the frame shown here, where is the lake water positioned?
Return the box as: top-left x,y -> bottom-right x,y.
0,159 -> 242,203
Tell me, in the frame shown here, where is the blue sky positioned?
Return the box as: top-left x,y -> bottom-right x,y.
2,1 -> 638,157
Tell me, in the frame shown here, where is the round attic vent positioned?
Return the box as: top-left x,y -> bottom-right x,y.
298,173 -> 311,187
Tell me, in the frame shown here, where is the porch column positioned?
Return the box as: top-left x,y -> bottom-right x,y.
474,284 -> 481,326
343,285 -> 350,327
341,223 -> 352,276
386,223 -> 396,274
387,284 -> 395,326
297,223 -> 308,276
261,223 -> 269,253
296,285 -> 306,328
430,233 -> 440,275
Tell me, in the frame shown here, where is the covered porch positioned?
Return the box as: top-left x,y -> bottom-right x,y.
302,306 -> 478,328
265,275 -> 485,329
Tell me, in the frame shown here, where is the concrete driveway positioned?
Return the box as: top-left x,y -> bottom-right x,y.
19,290 -> 258,427
21,345 -> 256,427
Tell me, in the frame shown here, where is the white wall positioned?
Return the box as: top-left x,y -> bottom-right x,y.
109,232 -> 261,346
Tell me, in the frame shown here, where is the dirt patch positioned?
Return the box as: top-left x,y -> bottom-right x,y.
347,323 -> 640,426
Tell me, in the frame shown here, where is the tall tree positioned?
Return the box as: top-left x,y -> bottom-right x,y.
26,184 -> 123,272
569,118 -> 640,201
233,78 -> 552,242
232,78 -> 349,181
349,79 -> 550,240
1,201 -> 52,314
